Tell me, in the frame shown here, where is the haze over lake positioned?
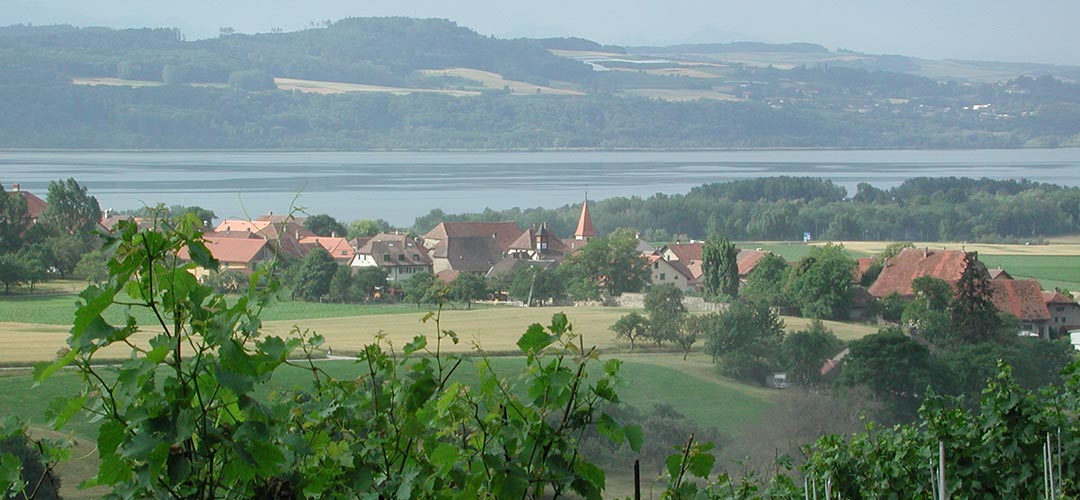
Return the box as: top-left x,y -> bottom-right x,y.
2,149 -> 1079,226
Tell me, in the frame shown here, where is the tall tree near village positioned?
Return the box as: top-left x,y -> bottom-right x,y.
304,214 -> 348,237
0,183 -> 30,254
561,228 -> 649,297
39,178 -> 100,237
702,237 -> 739,299
293,248 -> 338,301
950,251 -> 1003,344
644,284 -> 686,346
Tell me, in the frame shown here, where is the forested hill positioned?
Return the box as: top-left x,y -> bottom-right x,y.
3,18 -> 1080,149
0,18 -> 590,87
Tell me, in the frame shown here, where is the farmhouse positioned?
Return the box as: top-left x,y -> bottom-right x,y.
1043,290 -> 1080,334
867,248 -> 978,298
987,279 -> 1053,337
215,216 -> 314,259
660,242 -> 704,282
423,221 -> 522,274
300,236 -> 356,265
647,254 -> 695,291
7,183 -> 47,224
351,232 -> 432,282
178,236 -> 276,281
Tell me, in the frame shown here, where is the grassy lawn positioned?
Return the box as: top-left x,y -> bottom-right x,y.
0,293 -> 447,326
739,240 -> 1080,291
978,255 -> 1080,291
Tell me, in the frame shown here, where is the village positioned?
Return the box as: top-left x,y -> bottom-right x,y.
75,185 -> 1080,350
6,180 -> 1080,348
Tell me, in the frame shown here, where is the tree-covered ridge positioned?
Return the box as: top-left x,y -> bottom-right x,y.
0,18 -> 591,87
413,177 -> 1080,243
3,18 -> 1080,149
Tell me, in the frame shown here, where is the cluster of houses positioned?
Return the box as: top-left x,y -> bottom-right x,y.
863,247 -> 1080,339
11,181 -> 1078,348
171,198 -> 599,287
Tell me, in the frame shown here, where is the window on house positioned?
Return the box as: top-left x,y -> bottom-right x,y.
383,254 -> 391,261
412,254 -> 420,260
1057,306 -> 1065,312
660,273 -> 666,281
398,254 -> 405,261
654,263 -> 659,269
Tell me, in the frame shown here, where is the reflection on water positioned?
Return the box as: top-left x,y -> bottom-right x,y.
1,149 -> 1078,225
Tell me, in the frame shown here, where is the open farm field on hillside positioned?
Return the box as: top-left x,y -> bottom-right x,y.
0,294 -> 432,326
623,88 -> 740,101
0,297 -> 878,364
273,77 -> 479,96
831,240 -> 1080,256
418,68 -> 584,95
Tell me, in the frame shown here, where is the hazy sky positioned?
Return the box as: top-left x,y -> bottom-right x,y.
6,0 -> 1080,66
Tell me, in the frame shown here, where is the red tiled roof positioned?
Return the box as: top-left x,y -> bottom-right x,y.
868,248 -> 974,298
989,268 -> 1013,280
7,184 -> 47,220
300,236 -> 356,264
19,191 -> 47,220
737,250 -> 768,277
574,199 -> 596,239
1043,290 -> 1076,305
853,257 -> 875,282
214,218 -> 313,258
436,269 -> 461,283
179,236 -> 271,265
665,242 -> 703,263
989,279 -> 1051,322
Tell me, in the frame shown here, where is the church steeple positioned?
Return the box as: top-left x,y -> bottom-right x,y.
574,194 -> 596,241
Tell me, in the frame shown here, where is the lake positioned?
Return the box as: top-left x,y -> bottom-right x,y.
2,149 -> 1079,226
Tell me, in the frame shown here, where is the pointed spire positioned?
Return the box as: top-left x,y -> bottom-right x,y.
574,193 -> 596,241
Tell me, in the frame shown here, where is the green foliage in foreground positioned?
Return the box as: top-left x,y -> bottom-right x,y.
10,218 -> 1080,500
0,293 -> 427,326
29,216 -> 639,499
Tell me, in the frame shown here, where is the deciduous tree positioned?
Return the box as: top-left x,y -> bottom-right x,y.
304,213 -> 348,238
450,272 -> 488,310
293,247 -> 338,301
644,284 -> 686,346
561,228 -> 649,297
609,311 -> 649,350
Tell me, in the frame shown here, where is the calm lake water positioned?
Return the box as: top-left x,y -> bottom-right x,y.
2,149 -> 1079,226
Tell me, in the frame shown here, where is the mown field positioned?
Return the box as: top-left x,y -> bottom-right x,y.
740,240 -> 1080,291
0,296 -> 879,364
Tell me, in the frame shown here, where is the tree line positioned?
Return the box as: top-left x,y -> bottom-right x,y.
416,176 -> 1080,244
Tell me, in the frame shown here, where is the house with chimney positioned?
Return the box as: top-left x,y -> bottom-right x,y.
867,247 -> 1080,338
6,183 -> 47,224
867,248 -> 975,299
351,232 -> 432,282
213,215 -> 314,259
300,236 -> 356,265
